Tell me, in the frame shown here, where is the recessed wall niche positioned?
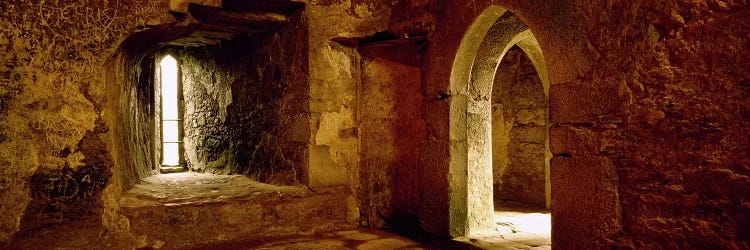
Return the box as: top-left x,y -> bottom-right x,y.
114,2 -> 308,188
153,34 -> 306,186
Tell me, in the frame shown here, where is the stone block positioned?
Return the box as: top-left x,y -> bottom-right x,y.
509,126 -> 547,143
548,125 -> 602,156
551,156 -> 620,249
549,82 -> 628,124
423,99 -> 450,141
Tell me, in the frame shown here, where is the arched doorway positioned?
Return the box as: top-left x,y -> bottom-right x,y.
448,6 -> 551,238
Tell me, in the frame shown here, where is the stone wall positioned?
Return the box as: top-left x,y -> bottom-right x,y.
359,41 -> 426,229
172,22 -> 308,185
115,38 -> 162,193
0,0 -> 171,244
305,0 -> 401,191
422,0 -> 750,248
177,47 -> 232,173
491,46 -> 547,206
0,0 -> 308,246
0,0 -> 747,248
564,1 -> 750,248
303,0 -> 434,230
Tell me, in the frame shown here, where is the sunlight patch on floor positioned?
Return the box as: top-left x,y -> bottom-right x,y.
455,201 -> 551,249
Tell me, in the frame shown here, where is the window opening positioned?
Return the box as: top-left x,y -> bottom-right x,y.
160,55 -> 182,167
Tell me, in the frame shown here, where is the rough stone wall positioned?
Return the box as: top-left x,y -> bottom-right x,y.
422,0 -> 750,248
116,42 -> 160,192
305,0 -> 391,191
178,47 -> 230,173
174,24 -> 308,186
0,0 -> 171,245
565,1 -> 750,248
304,0 -> 435,228
230,25 -> 309,185
359,42 -> 426,229
491,46 -> 547,206
0,0 -> 421,244
0,0 -> 746,248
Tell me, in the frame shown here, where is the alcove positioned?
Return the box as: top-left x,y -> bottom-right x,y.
111,1 -> 309,188
104,2 -> 355,247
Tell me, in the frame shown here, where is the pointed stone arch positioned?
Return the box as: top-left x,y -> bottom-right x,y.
448,6 -> 550,236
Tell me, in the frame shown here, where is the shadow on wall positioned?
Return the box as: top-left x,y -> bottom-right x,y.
358,39 -> 427,229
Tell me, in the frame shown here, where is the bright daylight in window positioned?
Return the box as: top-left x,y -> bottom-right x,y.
160,55 -> 180,166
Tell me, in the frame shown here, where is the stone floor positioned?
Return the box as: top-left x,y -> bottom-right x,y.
120,173 -> 550,249
455,201 -> 552,250
189,228 -> 436,250
192,222 -> 549,250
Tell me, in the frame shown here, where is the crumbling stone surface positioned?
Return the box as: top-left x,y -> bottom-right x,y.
491,46 -> 547,206
387,0 -> 436,37
306,0 -> 392,190
0,0 -> 171,243
19,119 -> 112,231
114,44 -> 160,194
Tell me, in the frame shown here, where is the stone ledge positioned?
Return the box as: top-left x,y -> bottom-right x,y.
119,173 -> 354,248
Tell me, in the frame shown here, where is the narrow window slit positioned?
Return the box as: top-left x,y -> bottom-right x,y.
159,55 -> 183,170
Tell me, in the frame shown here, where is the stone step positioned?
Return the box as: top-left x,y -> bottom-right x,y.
119,173 -> 355,248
